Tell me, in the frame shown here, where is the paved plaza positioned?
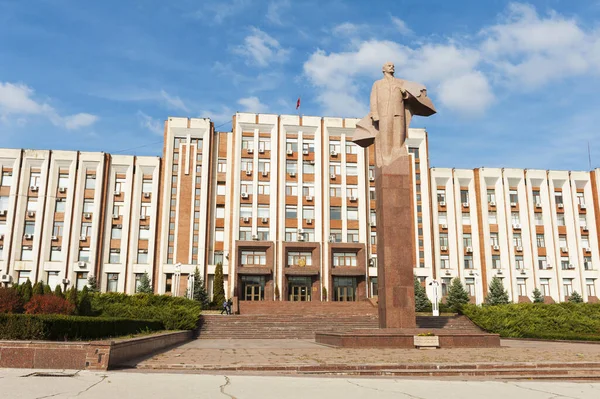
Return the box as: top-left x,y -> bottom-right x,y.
1,368 -> 599,399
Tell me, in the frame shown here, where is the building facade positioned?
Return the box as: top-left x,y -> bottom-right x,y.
0,113 -> 598,303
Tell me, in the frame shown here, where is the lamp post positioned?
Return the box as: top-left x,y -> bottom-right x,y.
426,277 -> 440,317
173,263 -> 181,297
473,271 -> 482,305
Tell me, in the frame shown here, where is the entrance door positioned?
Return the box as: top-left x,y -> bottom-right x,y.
244,284 -> 262,301
290,285 -> 311,301
336,286 -> 355,302
333,277 -> 357,301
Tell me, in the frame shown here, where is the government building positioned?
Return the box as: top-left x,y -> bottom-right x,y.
0,113 -> 598,304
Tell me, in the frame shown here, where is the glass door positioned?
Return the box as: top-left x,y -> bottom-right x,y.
245,284 -> 262,301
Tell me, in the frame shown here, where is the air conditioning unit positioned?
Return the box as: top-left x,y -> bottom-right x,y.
24,234 -> 33,240
513,223 -> 521,230
0,210 -> 6,216
369,176 -> 375,182
309,160 -> 315,165
330,151 -> 338,157
114,190 -> 121,196
1,274 -> 12,283
289,172 -> 296,178
306,218 -> 313,224
497,269 -> 503,274
583,226 -> 589,231
489,201 -> 496,206
262,171 -> 268,177
62,278 -> 70,285
557,203 -> 564,208
144,192 -> 151,198
520,269 -> 526,275
261,217 -> 269,223
245,170 -> 252,176
466,246 -> 473,253
140,215 -> 147,220
77,261 -> 87,267
440,245 -> 448,251
349,196 -> 357,202
30,186 -> 39,192
112,214 -> 119,219
545,264 -> 553,270
302,150 -> 309,155
462,202 -> 469,208
258,148 -> 265,154
441,224 -> 448,230
298,229 -> 305,234
51,235 -> 58,241
330,174 -> 336,179
329,235 -> 335,243
535,202 -> 542,208
140,249 -> 148,254
569,264 -> 576,270
306,196 -> 313,202
251,234 -> 258,240
516,246 -> 523,252
439,201 -> 446,207
286,149 -> 293,155
445,270 -> 451,275
561,247 -> 568,253
80,235 -> 87,241
298,235 -> 305,242
241,192 -> 249,199
58,187 -> 66,193
580,204 -> 587,209
27,211 -> 35,217
247,148 -> 254,154
510,202 -> 517,207
493,245 -> 500,250
585,247 -> 592,253
84,213 -> 92,219
243,217 -> 250,223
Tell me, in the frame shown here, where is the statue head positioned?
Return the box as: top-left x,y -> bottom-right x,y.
382,62 -> 395,75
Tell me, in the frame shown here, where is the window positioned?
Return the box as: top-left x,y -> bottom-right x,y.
85,174 -> 96,189
370,231 -> 377,245
370,188 -> 376,200
241,159 -> 253,173
577,192 -> 585,206
534,212 -> 543,226
437,189 -> 446,204
75,272 -> 88,291
137,250 -> 149,264
463,234 -> 472,248
488,211 -> 497,224
441,277 -> 451,296
56,173 -> 69,190
80,222 -> 92,237
440,255 -> 450,269
0,196 -> 9,211
585,256 -> 592,270
285,184 -> 298,196
287,251 -> 312,266
257,206 -> 269,219
285,228 -> 297,242
18,270 -> 31,284
241,250 -> 266,265
460,189 -> 469,205
141,204 -> 151,219
465,278 -> 475,296
582,236 -> 590,249
139,227 -> 151,240
586,279 -> 596,297
532,189 -> 541,204
21,246 -> 33,261
0,221 -> 5,237
330,206 -> 342,220
329,141 -> 341,154
141,179 -> 152,193
540,278 -> 550,296
259,160 -> 270,174
464,256 -> 473,269
29,172 -> 40,188
285,205 -> 297,219
303,140 -> 315,154
561,257 -> 571,270
329,162 -> 341,176
24,221 -> 35,235
303,207 -> 314,220
462,212 -> 470,225
240,204 -> 252,218
1,171 -> 12,187
368,166 -> 375,181
538,256 -> 548,270
347,207 -> 359,220
111,226 -> 122,239
330,229 -> 342,243
346,163 -> 358,176
517,278 -> 527,296
257,227 -> 269,240
215,206 -> 225,219
563,278 -> 573,297
239,227 -> 252,240
515,255 -> 524,270
509,189 -> 518,204
347,229 -> 359,243
216,183 -> 226,196
438,212 -> 447,225
487,189 -> 496,204
489,232 -> 499,247
329,186 -> 341,197
511,212 -> 520,225
257,183 -> 270,195
78,248 -> 90,262
580,215 -> 587,227
302,161 -> 314,174
240,182 -> 253,195
55,199 -> 66,213
439,233 -> 449,247
492,255 -> 501,269
559,235 -> 567,249
557,213 -> 565,226
345,142 -> 358,154
242,136 -> 254,150
370,210 -> 376,225
164,273 -> 173,293
333,252 -> 357,266
286,138 -> 298,153
83,199 -> 94,214
409,147 -> 420,159
536,234 -> 545,248
286,160 -> 297,174
213,251 -> 224,265
114,177 -> 126,193
554,191 -> 563,205
106,273 -> 119,292
258,138 -> 270,152
46,271 -> 60,289
346,185 -> 358,198
513,233 -> 522,247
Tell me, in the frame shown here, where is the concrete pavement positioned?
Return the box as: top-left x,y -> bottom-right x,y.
1,368 -> 600,398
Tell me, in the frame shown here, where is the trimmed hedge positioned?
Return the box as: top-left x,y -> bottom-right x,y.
91,293 -> 201,330
462,303 -> 600,341
0,314 -> 164,341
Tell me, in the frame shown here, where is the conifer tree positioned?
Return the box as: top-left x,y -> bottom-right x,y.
532,288 -> 544,303
43,283 -> 52,295
87,275 -> 99,293
78,286 -> 92,315
54,285 -> 65,299
67,286 -> 78,308
446,277 -> 470,311
568,291 -> 583,303
414,275 -> 432,312
192,266 -> 209,307
485,276 -> 510,305
32,281 -> 45,296
212,262 -> 226,307
20,280 -> 33,303
137,272 -> 153,294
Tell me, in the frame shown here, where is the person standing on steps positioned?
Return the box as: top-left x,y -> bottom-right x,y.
221,299 -> 228,315
226,298 -> 233,315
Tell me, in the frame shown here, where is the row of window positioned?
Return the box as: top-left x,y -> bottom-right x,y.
437,188 -> 587,208
239,250 -> 358,267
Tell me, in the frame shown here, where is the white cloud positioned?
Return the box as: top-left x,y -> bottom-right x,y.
266,0 -> 290,25
192,0 -> 249,24
137,111 -> 164,135
331,23 -> 365,37
199,105 -> 234,126
233,27 -> 290,67
93,88 -> 190,112
237,96 -> 268,113
159,90 -> 189,112
390,16 -> 412,35
0,82 -> 99,129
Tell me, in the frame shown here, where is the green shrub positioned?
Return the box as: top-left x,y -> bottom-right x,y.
212,262 -> 225,307
446,278 -> 470,311
485,276 -> 510,305
414,276 -> 432,312
462,303 -> 600,341
91,293 -> 201,330
0,314 -> 163,341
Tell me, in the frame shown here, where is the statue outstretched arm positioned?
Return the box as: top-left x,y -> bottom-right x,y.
370,82 -> 379,121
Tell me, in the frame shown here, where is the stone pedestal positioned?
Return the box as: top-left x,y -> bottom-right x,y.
375,154 -> 416,329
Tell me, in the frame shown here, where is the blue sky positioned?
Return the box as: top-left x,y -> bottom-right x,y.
2,1 -> 600,170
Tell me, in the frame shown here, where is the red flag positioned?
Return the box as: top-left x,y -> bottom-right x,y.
296,97 -> 301,110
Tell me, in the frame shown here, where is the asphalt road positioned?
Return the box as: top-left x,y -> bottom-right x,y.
2,369 -> 600,399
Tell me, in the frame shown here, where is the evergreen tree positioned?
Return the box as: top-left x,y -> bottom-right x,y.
485,276 -> 510,306
43,284 -> 52,295
446,277 -> 470,311
137,272 -> 153,294
78,286 -> 92,315
212,262 -> 225,306
568,291 -> 583,303
532,288 -> 544,303
87,275 -> 99,293
414,275 -> 432,312
54,285 -> 65,299
32,281 -> 45,296
192,267 -> 209,307
20,280 -> 33,303
67,286 -> 78,308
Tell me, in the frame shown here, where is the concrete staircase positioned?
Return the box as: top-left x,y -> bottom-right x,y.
197,301 -> 482,339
